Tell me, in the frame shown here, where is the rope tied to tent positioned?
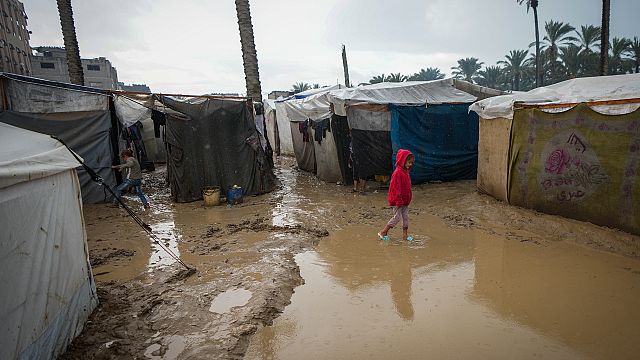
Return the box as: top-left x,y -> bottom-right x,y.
51,135 -> 194,272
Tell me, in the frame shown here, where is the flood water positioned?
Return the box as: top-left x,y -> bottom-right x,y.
244,176 -> 640,360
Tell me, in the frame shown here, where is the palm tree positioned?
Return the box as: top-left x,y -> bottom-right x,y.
312,83 -> 321,89
517,0 -> 541,87
451,57 -> 484,83
475,66 -> 504,89
559,44 -> 583,79
408,67 -> 445,81
56,0 -> 84,85
608,37 -> 632,74
499,50 -> 530,91
385,73 -> 407,82
369,74 -> 386,84
235,0 -> 262,102
630,37 -> 640,73
291,82 -> 311,93
542,20 -> 577,83
575,25 -> 601,76
600,0 -> 610,75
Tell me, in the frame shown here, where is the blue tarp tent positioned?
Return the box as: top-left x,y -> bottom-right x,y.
390,104 -> 479,183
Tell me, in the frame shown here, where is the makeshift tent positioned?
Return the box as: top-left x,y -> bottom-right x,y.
0,73 -> 117,203
292,84 -> 343,99
0,122 -> 98,360
284,90 -> 343,181
274,101 -> 295,156
113,94 -> 166,165
161,96 -> 277,203
328,79 -> 491,183
470,73 -> 640,235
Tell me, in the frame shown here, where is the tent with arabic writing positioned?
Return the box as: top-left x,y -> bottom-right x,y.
470,73 -> 640,235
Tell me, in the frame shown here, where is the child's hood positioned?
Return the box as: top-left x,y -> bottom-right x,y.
395,149 -> 413,168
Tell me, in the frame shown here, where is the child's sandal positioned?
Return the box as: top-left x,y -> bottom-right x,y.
378,233 -> 390,241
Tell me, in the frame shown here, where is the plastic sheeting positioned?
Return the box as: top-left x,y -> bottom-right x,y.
508,104 -> 640,235
293,84 -> 343,99
330,115 -> 354,186
284,92 -> 334,122
329,79 -> 478,111
264,100 -> 279,155
275,101 -> 295,156
470,73 -> 640,119
0,122 -> 82,188
113,94 -> 152,128
3,76 -> 108,113
347,106 -> 393,179
390,104 -> 479,183
162,97 -> 277,203
312,119 -> 342,182
1,126 -> 97,360
290,121 -> 316,173
0,111 -> 116,203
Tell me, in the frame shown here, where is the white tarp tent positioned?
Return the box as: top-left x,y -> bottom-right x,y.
470,73 -> 640,119
0,122 -> 98,360
264,99 -> 279,155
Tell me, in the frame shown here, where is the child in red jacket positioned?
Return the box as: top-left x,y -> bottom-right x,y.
378,149 -> 414,241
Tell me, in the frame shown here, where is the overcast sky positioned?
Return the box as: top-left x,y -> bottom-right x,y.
25,0 -> 639,95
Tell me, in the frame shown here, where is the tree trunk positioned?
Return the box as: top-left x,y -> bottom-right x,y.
600,0 -> 610,75
342,44 -> 350,87
515,73 -> 520,91
235,0 -> 262,103
533,2 -> 541,87
56,0 -> 84,86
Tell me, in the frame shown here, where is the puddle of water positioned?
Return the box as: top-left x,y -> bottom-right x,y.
148,220 -> 180,270
246,217 -> 640,360
143,335 -> 186,360
209,288 -> 253,314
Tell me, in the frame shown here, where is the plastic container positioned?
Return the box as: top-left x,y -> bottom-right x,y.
202,186 -> 221,207
227,185 -> 244,205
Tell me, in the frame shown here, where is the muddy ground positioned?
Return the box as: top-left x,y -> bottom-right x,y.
61,159 -> 640,359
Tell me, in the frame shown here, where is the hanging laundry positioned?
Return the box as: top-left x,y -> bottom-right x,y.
299,120 -> 310,142
313,118 -> 331,144
151,109 -> 166,138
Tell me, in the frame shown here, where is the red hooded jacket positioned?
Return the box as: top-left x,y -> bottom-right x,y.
388,149 -> 413,207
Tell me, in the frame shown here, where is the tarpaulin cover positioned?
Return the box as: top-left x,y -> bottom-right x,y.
328,79 -> 478,111
0,110 -> 116,203
508,104 -> 640,235
3,76 -> 109,113
330,115 -> 354,185
347,106 -> 393,179
470,73 -> 640,120
312,118 -> 342,182
1,124 -> 97,359
284,92 -> 334,122
293,84 -> 343,99
290,121 -> 316,173
274,101 -> 295,156
162,97 -> 277,203
390,104 -> 479,183
113,94 -> 152,128
264,100 -> 279,155
0,122 -> 82,188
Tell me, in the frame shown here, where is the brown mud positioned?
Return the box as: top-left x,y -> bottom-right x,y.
62,160 -> 640,359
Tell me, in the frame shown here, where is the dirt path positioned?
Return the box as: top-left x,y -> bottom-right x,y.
61,161 -> 640,359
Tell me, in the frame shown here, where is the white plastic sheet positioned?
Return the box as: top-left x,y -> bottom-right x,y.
470,73 -> 640,119
0,122 -> 82,188
114,94 -> 153,128
328,79 -> 477,106
275,102 -> 295,156
4,78 -> 108,113
284,92 -> 334,122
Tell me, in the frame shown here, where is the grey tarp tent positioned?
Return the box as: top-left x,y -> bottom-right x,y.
161,96 -> 277,202
0,73 -> 117,203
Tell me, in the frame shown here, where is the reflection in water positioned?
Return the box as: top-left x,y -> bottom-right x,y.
209,288 -> 252,314
246,213 -> 640,360
148,220 -> 180,269
271,169 -> 301,227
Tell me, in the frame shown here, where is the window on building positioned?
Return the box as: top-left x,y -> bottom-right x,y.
89,82 -> 102,88
40,62 -> 54,69
87,64 -> 100,71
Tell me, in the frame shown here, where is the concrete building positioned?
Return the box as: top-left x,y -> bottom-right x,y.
30,46 -> 120,90
0,0 -> 31,75
118,82 -> 151,93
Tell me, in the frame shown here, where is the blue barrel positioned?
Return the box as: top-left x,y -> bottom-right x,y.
227,187 -> 244,205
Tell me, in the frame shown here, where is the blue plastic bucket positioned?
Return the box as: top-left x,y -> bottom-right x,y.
227,187 -> 244,205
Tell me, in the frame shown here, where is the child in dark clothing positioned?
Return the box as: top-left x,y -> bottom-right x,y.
378,149 -> 414,241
